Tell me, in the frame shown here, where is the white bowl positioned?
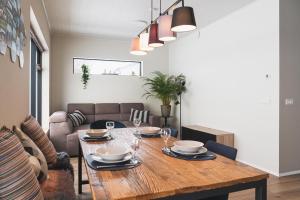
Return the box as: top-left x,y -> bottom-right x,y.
141,127 -> 161,134
95,146 -> 130,161
87,129 -> 107,137
173,140 -> 204,153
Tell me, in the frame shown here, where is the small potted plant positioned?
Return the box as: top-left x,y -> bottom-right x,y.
81,64 -> 90,89
143,71 -> 186,117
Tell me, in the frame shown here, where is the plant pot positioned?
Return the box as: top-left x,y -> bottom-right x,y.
161,105 -> 171,117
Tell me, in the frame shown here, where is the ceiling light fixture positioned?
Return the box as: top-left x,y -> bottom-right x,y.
158,0 -> 176,42
171,0 -> 197,32
130,36 -> 147,56
130,0 -> 197,55
148,0 -> 164,48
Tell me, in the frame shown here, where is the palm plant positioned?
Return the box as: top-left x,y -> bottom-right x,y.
143,71 -> 186,116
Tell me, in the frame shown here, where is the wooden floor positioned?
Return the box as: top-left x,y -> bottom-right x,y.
71,158 -> 300,200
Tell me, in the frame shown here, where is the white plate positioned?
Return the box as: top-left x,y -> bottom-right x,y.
171,146 -> 208,156
84,133 -> 110,138
91,153 -> 132,164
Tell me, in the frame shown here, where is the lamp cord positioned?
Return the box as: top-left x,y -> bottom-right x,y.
160,0 -> 162,15
151,0 -> 153,23
182,0 -> 184,7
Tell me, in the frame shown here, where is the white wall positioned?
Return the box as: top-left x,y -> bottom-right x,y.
169,0 -> 279,175
50,34 -> 169,115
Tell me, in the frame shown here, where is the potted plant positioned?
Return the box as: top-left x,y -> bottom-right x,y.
81,64 -> 90,89
143,71 -> 186,117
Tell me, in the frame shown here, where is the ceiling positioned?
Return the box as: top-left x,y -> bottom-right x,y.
44,0 -> 254,39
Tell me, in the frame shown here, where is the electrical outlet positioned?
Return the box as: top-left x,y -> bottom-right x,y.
285,98 -> 294,105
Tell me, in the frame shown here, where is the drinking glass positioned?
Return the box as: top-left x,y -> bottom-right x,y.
133,117 -> 141,132
106,121 -> 115,135
131,136 -> 141,160
161,128 -> 171,149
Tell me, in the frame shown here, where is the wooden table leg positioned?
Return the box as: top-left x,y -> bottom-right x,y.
255,179 -> 267,200
78,141 -> 82,194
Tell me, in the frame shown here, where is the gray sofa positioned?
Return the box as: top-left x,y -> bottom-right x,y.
49,103 -> 161,156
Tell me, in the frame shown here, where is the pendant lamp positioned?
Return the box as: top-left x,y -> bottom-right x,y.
140,31 -> 154,51
158,0 -> 176,42
148,0 -> 164,48
171,0 -> 197,32
130,37 -> 147,56
158,15 -> 177,41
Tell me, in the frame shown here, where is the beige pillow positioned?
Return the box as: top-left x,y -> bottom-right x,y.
14,126 -> 48,183
21,115 -> 57,164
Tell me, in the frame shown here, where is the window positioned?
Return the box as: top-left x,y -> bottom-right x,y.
73,58 -> 142,76
30,39 -> 42,124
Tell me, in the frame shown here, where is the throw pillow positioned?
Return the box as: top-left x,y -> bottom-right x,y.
68,109 -> 86,127
21,115 -> 57,165
0,127 -> 44,200
129,108 -> 150,123
13,126 -> 48,183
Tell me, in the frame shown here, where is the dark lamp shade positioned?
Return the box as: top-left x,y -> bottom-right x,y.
148,23 -> 164,48
171,6 -> 197,32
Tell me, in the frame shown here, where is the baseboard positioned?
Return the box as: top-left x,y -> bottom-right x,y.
237,159 -> 279,177
279,170 -> 300,177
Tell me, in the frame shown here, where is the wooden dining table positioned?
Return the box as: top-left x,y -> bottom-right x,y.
78,128 -> 268,200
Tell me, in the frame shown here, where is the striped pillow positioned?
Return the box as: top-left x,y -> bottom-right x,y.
129,108 -> 150,123
68,109 -> 86,127
21,115 -> 57,165
13,126 -> 48,183
0,128 -> 44,200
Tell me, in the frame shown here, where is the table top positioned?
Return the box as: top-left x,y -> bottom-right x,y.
78,128 -> 268,200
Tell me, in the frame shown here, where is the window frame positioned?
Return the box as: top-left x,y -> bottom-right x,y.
72,57 -> 143,77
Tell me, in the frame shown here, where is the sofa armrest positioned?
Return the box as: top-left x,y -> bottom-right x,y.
49,111 -> 73,152
49,111 -> 68,123
149,115 -> 161,127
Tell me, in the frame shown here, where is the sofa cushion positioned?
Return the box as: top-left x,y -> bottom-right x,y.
0,127 -> 44,200
13,126 -> 48,183
68,103 -> 95,123
21,115 -> 57,165
68,109 -> 87,127
74,124 -> 90,131
95,103 -> 120,114
120,103 -> 144,114
95,114 -> 121,121
40,170 -> 76,200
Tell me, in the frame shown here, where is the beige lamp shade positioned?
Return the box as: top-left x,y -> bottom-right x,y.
158,15 -> 177,42
140,32 -> 154,51
130,37 -> 147,55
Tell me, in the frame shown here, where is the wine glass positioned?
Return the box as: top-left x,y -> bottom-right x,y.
133,117 -> 141,133
106,121 -> 115,135
161,128 -> 171,149
131,136 -> 141,160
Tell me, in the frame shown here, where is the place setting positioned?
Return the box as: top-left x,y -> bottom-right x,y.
161,130 -> 216,161
86,136 -> 142,171
79,121 -> 115,142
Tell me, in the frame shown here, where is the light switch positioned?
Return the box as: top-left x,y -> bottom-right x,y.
285,98 -> 294,105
